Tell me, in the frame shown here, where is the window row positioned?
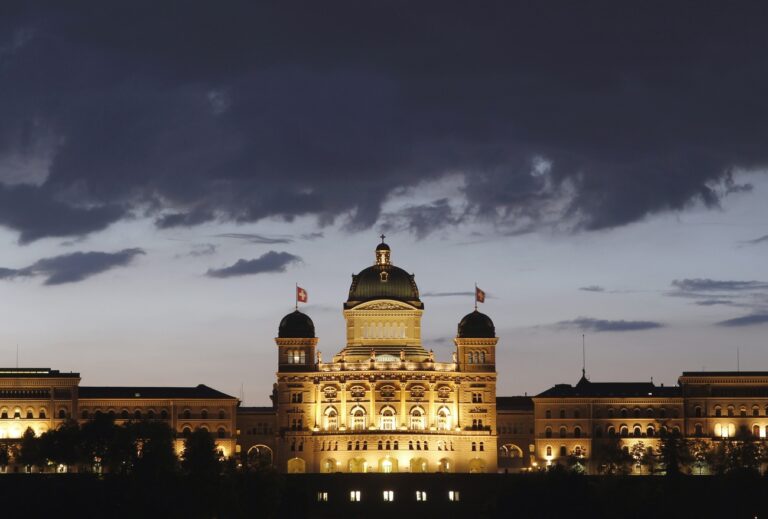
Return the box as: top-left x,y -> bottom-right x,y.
709,423 -> 768,438
465,351 -> 487,364
0,408 -> 49,419
545,445 -> 585,458
324,385 -> 442,400
322,490 -> 459,503
544,407 -> 679,419
180,425 -> 228,438
322,406 -> 452,431
703,405 -> 768,418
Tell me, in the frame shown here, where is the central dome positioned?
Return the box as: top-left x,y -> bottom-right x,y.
345,239 -> 422,309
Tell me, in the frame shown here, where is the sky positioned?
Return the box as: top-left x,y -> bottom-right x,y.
0,1 -> 767,404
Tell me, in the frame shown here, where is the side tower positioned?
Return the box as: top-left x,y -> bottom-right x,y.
276,310 -> 317,371
455,309 -> 499,472
275,309 -> 317,473
455,310 -> 498,372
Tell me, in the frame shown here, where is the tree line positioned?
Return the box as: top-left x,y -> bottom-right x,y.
0,414 -> 226,478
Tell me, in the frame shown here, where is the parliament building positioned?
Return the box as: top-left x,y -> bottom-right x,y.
2,239 -> 768,475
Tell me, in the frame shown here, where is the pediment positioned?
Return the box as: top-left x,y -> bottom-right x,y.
354,299 -> 415,311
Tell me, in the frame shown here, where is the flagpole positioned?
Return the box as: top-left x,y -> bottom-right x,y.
295,282 -> 298,310
474,282 -> 477,311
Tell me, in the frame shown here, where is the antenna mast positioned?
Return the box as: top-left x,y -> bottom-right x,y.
581,334 -> 586,379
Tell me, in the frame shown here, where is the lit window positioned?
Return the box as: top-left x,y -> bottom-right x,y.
383,490 -> 394,502
416,490 -> 427,501
448,490 -> 460,502
350,490 -> 361,502
316,492 -> 328,502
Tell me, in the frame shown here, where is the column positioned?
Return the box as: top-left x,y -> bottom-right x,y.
400,381 -> 407,429
314,382 -> 321,429
428,382 -> 435,429
340,383 -> 347,430
369,380 -> 376,429
453,381 -> 460,429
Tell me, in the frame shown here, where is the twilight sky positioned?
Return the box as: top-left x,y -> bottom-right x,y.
1,1 -> 767,404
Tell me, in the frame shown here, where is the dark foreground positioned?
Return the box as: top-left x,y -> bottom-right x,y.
2,472 -> 768,518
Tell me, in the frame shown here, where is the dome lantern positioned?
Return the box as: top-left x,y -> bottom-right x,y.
375,234 -> 391,266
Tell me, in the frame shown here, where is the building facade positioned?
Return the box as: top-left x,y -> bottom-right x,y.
2,241 -> 768,476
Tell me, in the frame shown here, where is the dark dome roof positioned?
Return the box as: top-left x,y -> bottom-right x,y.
457,310 -> 495,338
376,242 -> 390,251
346,265 -> 421,308
278,310 -> 315,338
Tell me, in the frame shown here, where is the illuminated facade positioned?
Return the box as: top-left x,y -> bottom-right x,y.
0,368 -> 238,464
270,239 -> 499,473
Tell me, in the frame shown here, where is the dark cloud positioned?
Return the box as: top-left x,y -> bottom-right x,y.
579,285 -> 605,292
742,235 -> 768,246
0,183 -> 126,244
671,279 -> 768,292
0,248 -> 145,285
182,243 -> 218,258
215,233 -> 293,244
155,209 -> 215,229
556,317 -> 664,332
716,314 -> 768,327
206,250 -> 301,278
1,2 -> 767,242
300,232 -> 324,241
694,299 -> 736,307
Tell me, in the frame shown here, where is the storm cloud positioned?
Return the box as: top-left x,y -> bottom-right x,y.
0,2 -> 766,242
206,251 -> 302,278
0,248 -> 145,285
556,317 -> 664,333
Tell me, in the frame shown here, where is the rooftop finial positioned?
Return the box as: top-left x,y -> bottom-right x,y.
375,234 -> 391,265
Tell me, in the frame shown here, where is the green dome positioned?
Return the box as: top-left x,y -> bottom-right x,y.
345,240 -> 422,309
457,310 -> 495,338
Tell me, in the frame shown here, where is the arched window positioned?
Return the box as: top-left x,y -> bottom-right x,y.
753,406 -> 759,417
545,446 -> 552,457
471,442 -> 477,451
479,351 -> 486,363
217,427 -> 226,439
647,425 -> 655,437
26,409 -> 33,419
633,408 -> 641,418
694,424 -> 703,437
753,424 -> 760,437
559,426 -> 567,438
160,409 -> 168,419
147,410 -> 155,420
559,446 -> 567,457
409,407 -> 425,430
740,407 -> 747,417
727,406 -> 734,417
437,407 -> 451,431
633,425 -> 642,437
38,409 -> 46,419
410,386 -> 425,398
182,427 -> 192,437
574,426 -> 582,438
183,409 -> 191,419
218,410 -> 226,419
379,407 -> 395,431
545,410 -> 551,419
545,427 -> 552,438
620,426 -> 629,438
694,406 -> 702,417
606,426 -> 616,437
559,409 -> 566,419
607,408 -> 615,418
380,385 -> 395,398
714,406 -> 722,417
134,410 -> 142,420
620,408 -> 628,418
58,409 -> 66,419
121,410 -> 129,419
466,352 -> 473,364
324,407 -> 338,431
351,407 -> 366,431
201,410 -> 209,419
646,408 -> 654,418
323,386 -> 338,399
81,410 -> 89,419
574,409 -> 580,419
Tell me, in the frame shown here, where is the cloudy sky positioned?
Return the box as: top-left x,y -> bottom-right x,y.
1,1 -> 767,404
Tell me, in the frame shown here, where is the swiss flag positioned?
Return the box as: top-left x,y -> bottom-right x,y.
475,286 -> 486,304
296,286 -> 308,303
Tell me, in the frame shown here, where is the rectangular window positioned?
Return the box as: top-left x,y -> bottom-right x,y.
350,491 -> 361,502
448,490 -> 460,502
416,491 -> 427,502
383,490 -> 394,502
316,492 -> 328,502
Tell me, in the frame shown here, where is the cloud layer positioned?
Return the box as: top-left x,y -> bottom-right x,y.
556,317 -> 664,333
206,251 -> 301,278
0,248 -> 145,285
0,2 -> 766,242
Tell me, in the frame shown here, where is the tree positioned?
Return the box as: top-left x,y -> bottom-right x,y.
689,439 -> 711,475
592,437 -> 632,475
18,427 -> 43,471
81,412 -> 118,472
0,444 -> 9,472
658,430 -> 691,476
41,421 -> 81,471
132,421 -> 178,478
182,428 -> 221,478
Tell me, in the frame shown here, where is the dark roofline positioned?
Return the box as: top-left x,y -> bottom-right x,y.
0,368 -> 80,378
496,396 -> 533,411
681,371 -> 768,377
79,384 -> 236,399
